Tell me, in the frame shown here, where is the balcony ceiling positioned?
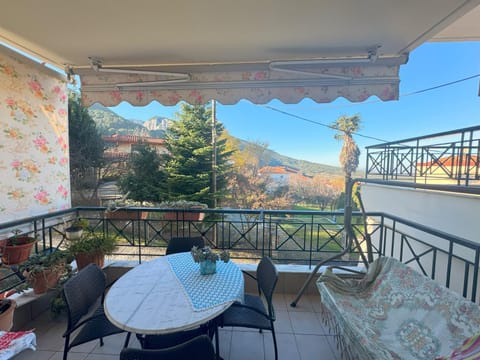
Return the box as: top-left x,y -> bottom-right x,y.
1,0 -> 479,105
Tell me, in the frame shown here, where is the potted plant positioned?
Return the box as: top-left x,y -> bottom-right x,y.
0,230 -> 36,265
105,198 -> 153,220
66,232 -> 117,270
191,246 -> 229,275
0,299 -> 16,331
18,250 -> 73,294
160,200 -> 208,221
64,218 -> 89,240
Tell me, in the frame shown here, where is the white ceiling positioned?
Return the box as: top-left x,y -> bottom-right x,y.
0,0 -> 479,72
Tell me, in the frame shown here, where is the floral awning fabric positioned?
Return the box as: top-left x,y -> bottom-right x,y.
0,45 -> 70,223
78,57 -> 406,106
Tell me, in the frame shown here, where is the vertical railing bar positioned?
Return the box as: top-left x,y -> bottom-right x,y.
431,249 -> 436,281
463,262 -> 469,299
472,249 -> 479,302
446,241 -> 453,288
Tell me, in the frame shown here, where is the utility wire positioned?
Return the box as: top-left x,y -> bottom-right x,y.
262,73 -> 480,143
401,73 -> 480,97
263,105 -> 389,142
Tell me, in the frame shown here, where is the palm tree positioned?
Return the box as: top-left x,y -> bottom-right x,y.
332,115 -> 361,252
332,115 -> 361,190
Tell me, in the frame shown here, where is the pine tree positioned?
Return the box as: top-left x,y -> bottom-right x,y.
118,145 -> 167,202
164,103 -> 232,207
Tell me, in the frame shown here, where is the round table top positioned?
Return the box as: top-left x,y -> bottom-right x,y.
104,253 -> 244,334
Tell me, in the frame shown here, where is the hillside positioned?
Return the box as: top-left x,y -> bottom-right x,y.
88,104 -> 345,177
88,104 -> 148,136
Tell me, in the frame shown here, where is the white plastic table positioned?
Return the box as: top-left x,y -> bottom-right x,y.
104,252 -> 244,335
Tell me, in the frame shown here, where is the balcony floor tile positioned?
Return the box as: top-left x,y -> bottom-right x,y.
13,293 -> 340,360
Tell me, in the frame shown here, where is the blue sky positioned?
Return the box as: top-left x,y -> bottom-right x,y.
110,41 -> 480,168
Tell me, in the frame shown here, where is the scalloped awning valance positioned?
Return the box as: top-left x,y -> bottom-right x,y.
78,55 -> 407,106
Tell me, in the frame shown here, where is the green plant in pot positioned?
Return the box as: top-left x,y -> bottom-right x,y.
66,232 -> 117,270
1,230 -> 37,265
18,250 -> 73,295
64,218 -> 89,240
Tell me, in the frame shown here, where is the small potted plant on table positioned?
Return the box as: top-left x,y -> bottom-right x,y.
160,200 -> 208,221
0,230 -> 36,265
18,250 -> 73,294
191,246 -> 229,275
66,232 -> 117,270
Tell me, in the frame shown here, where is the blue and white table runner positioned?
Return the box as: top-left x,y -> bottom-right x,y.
167,252 -> 244,311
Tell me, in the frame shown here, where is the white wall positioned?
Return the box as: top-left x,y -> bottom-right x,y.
361,183 -> 480,243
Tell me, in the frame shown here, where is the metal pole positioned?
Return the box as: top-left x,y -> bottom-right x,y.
211,100 -> 217,208
211,100 -> 218,246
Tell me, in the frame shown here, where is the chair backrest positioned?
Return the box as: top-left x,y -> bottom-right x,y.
120,335 -> 215,360
257,256 -> 278,319
63,263 -> 106,329
166,236 -> 205,255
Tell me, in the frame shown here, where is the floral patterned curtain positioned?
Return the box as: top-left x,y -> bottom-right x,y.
0,46 -> 70,224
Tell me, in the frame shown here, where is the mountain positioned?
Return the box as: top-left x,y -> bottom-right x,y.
88,105 -> 344,176
265,148 -> 344,176
88,104 -> 148,136
143,116 -> 171,138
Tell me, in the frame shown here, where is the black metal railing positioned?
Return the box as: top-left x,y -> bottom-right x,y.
365,125 -> 480,187
1,207 -> 480,302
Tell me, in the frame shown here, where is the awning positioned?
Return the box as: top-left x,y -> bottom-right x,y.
77,55 -> 407,106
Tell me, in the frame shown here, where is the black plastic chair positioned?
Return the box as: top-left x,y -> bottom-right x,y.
120,335 -> 216,360
221,256 -> 279,360
136,326 -> 210,349
165,236 -> 205,255
62,263 -> 129,360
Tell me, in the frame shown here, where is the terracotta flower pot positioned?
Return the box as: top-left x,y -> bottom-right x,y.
106,209 -> 148,220
75,251 -> 105,270
0,299 -> 16,331
164,211 -> 205,221
1,237 -> 36,265
29,269 -> 62,294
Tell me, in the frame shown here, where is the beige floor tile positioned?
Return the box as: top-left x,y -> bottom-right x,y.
288,311 -> 329,335
266,332 -> 301,360
295,334 -> 338,360
49,352 -> 89,360
217,327 -> 232,359
90,333 -> 132,355
85,354 -> 118,360
12,291 -> 343,360
12,349 -> 55,360
275,310 -> 294,334
303,294 -> 323,313
229,330 -> 264,360
272,293 -> 288,311
283,294 -> 315,312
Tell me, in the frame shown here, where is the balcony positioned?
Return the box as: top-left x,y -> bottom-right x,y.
2,205 -> 480,359
365,125 -> 480,189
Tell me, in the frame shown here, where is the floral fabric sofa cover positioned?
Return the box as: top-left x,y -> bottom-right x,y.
317,257 -> 480,360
